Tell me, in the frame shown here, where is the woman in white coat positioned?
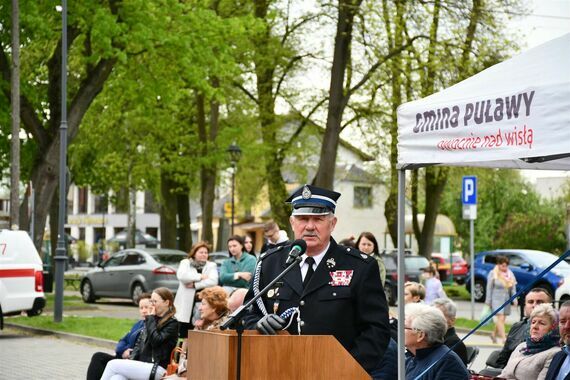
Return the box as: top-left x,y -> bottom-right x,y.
173,241 -> 218,338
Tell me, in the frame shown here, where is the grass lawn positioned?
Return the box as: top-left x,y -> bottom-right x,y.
7,315 -> 135,342
43,293 -> 96,311
455,317 -> 512,333
443,284 -> 471,301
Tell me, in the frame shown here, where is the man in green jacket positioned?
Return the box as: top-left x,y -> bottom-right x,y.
220,235 -> 257,294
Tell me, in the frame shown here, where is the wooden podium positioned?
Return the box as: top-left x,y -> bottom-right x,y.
187,330 -> 370,380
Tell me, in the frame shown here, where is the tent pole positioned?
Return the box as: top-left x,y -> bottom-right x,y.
397,169 -> 406,380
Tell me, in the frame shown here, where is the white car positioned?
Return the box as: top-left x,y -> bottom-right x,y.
555,277 -> 570,308
0,230 -> 46,328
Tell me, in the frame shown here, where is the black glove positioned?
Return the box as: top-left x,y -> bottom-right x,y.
256,314 -> 286,335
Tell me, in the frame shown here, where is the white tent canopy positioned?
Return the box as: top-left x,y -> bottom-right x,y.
397,33 -> 570,170
394,33 -> 570,380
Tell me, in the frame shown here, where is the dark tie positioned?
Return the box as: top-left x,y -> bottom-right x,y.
303,257 -> 315,288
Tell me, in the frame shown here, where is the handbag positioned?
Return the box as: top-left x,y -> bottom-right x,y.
479,304 -> 492,326
165,347 -> 179,376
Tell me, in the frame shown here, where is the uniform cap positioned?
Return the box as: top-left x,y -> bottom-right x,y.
285,184 -> 341,215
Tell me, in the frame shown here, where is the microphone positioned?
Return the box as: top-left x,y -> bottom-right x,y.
285,239 -> 307,265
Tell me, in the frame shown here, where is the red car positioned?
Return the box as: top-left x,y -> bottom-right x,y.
431,253 -> 469,284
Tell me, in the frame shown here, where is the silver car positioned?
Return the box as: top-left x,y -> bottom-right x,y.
80,248 -> 186,305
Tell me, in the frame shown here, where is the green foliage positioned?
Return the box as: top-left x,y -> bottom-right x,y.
495,200 -> 567,254
440,168 -> 567,254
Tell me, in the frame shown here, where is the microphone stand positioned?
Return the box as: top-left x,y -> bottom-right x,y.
220,255 -> 303,380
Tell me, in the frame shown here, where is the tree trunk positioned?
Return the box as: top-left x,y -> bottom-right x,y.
127,187 -> 136,248
177,193 -> 192,252
313,0 -> 362,189
9,0 -> 20,229
196,92 -> 218,246
251,0 -> 293,236
160,171 -> 178,249
383,0 -> 405,248
417,167 -> 448,257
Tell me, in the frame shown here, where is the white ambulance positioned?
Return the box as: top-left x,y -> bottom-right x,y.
0,229 -> 46,329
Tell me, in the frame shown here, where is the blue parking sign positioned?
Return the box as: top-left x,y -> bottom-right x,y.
462,176 -> 477,205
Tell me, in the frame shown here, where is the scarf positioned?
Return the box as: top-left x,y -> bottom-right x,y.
521,324 -> 560,355
493,265 -> 516,289
190,258 -> 207,273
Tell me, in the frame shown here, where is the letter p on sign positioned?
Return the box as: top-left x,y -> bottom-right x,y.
462,176 -> 477,205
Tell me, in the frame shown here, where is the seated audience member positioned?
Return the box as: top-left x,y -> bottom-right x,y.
174,241 -> 218,339
389,282 -> 426,340
228,288 -> 248,313
405,303 -> 469,380
432,298 -> 468,365
194,286 -> 230,330
219,235 -> 257,294
169,287 -> 231,380
500,303 -> 560,380
86,293 -> 152,380
405,281 -> 426,304
481,288 -> 553,376
100,288 -> 179,380
545,301 -> 570,380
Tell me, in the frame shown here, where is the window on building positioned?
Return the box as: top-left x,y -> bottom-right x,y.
113,188 -> 129,213
353,186 -> 373,208
78,187 -> 88,214
144,191 -> 159,213
93,194 -> 108,214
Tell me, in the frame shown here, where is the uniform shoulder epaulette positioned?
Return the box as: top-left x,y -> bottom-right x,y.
343,246 -> 371,262
259,245 -> 286,261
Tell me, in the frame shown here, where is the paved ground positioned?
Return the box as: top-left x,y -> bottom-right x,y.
0,289 -> 510,378
0,328 -> 107,379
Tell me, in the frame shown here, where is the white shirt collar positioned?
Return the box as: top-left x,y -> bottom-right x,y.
300,242 -> 330,268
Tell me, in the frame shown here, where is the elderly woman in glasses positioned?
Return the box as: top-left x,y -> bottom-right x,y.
499,303 -> 560,380
404,303 -> 469,380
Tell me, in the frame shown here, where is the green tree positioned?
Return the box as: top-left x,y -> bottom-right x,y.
374,0 -> 525,255
0,1 -> 182,249
439,168 -> 549,253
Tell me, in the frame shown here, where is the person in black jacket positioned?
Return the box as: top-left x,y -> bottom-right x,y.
545,301 -> 570,380
86,293 -> 152,380
432,298 -> 468,365
100,287 -> 179,380
480,287 -> 552,377
243,184 -> 392,378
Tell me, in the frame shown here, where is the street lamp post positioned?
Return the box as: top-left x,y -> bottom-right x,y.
227,143 -> 242,236
54,0 -> 68,323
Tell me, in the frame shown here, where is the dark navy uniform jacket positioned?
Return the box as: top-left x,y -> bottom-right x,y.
243,238 -> 391,372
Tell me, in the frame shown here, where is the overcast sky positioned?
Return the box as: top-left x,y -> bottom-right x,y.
514,0 -> 570,180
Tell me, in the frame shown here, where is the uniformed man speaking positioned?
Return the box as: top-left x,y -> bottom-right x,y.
243,184 -> 392,375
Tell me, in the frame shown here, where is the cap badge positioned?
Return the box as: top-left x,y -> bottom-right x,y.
326,258 -> 336,269
302,185 -> 312,199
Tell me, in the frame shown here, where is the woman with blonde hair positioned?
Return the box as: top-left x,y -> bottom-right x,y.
486,255 -> 517,344
168,286 -> 230,379
174,241 -> 218,338
499,303 -> 560,380
101,287 -> 179,380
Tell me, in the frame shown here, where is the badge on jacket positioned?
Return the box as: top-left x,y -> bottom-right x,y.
329,270 -> 354,286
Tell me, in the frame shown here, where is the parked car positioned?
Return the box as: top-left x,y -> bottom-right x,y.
80,248 -> 186,305
555,275 -> 570,308
208,251 -> 230,268
431,253 -> 469,284
465,249 -> 570,302
383,252 -> 430,306
107,229 -> 159,250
